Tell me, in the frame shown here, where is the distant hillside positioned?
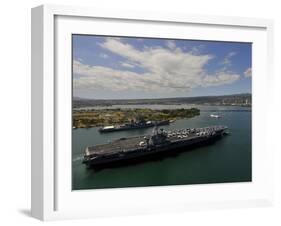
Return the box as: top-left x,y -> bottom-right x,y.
73,93 -> 252,108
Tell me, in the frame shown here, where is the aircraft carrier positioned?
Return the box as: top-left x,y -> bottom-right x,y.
83,125 -> 228,168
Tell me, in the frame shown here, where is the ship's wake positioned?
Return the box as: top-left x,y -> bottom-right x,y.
72,155 -> 84,162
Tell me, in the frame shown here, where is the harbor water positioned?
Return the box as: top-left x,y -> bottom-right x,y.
72,105 -> 251,190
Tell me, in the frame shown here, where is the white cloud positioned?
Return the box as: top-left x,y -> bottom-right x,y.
190,45 -> 205,55
221,51 -> 236,67
166,40 -> 176,50
99,53 -> 108,59
244,67 -> 252,78
121,62 -> 135,68
74,38 -> 241,94
203,71 -> 240,86
228,52 -> 236,57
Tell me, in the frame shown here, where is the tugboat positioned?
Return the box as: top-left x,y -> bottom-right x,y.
83,125 -> 228,168
210,114 -> 221,118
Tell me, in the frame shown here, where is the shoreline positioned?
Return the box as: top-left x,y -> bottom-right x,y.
73,108 -> 200,129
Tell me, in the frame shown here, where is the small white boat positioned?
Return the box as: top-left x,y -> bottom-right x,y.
210,114 -> 221,118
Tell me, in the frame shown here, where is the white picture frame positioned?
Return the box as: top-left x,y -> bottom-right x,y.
31,4 -> 274,221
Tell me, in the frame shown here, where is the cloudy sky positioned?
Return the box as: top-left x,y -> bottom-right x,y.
73,35 -> 251,99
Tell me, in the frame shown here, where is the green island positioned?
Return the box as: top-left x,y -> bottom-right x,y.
73,108 -> 200,128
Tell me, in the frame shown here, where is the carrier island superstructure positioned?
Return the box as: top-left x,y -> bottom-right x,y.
83,125 -> 228,168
